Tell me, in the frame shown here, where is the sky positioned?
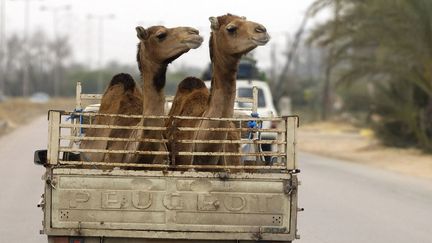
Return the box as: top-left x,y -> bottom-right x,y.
2,0 -> 323,72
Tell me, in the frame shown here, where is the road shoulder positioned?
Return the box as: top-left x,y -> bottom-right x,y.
298,122 -> 432,180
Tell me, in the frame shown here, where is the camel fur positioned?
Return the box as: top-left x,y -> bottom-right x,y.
80,73 -> 142,163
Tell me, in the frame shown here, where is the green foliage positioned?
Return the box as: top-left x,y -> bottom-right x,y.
309,0 -> 432,151
291,77 -> 322,108
336,81 -> 371,113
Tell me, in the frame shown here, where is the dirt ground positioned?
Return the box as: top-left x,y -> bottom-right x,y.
298,121 -> 432,180
0,98 -> 75,136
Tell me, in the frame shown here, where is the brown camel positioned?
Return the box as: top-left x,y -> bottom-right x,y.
166,76 -> 240,166
80,73 -> 142,163
192,14 -> 270,165
123,25 -> 203,164
165,77 -> 210,165
166,14 -> 269,166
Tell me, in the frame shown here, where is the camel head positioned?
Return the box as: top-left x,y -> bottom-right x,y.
209,14 -> 270,58
136,25 -> 203,66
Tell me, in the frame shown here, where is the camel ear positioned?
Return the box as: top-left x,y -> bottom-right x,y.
209,17 -> 219,31
136,26 -> 148,40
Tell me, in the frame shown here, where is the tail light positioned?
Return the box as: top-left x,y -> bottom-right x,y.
70,238 -> 85,243
50,237 -> 84,243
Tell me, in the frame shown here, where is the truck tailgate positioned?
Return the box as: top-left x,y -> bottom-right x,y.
45,168 -> 298,241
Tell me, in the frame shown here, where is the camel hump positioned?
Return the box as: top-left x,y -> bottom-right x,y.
178,77 -> 207,91
109,73 -> 136,91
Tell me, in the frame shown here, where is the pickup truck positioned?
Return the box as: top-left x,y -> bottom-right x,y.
34,82 -> 301,243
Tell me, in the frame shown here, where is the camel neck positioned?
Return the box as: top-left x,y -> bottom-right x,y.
207,54 -> 240,118
140,61 -> 167,116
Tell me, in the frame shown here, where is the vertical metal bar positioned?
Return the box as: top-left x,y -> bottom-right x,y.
289,175 -> 299,237
76,82 -> 82,110
251,86 -> 260,163
252,86 -> 258,114
293,116 -> 298,169
43,170 -> 53,235
277,120 -> 285,164
73,82 -> 83,138
285,116 -> 297,170
47,111 -> 61,165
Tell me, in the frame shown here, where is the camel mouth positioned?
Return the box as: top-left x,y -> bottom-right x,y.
252,35 -> 270,46
183,36 -> 204,49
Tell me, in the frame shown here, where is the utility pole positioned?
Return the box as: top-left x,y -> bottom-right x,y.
40,4 -> 71,97
40,4 -> 71,40
86,14 -> 93,69
0,0 -> 5,96
12,0 -> 43,96
22,0 -> 30,96
88,14 -> 114,92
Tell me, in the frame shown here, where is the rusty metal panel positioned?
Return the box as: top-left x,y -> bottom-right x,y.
49,170 -> 294,239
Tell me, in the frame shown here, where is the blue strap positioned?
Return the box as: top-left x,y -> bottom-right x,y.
247,112 -> 261,139
247,120 -> 257,128
66,109 -> 84,136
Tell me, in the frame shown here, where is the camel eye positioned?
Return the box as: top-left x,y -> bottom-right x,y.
156,32 -> 167,40
226,25 -> 237,34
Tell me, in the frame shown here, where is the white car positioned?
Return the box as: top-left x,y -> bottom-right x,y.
205,79 -> 278,127
235,79 -> 278,126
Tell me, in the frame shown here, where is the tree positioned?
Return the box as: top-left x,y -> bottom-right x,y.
309,0 -> 432,151
1,30 -> 74,96
49,36 -> 72,96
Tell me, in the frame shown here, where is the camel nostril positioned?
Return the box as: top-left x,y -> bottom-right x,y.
255,25 -> 267,33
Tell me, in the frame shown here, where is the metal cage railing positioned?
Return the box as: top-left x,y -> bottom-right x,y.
45,82 -> 298,172
47,110 -> 298,172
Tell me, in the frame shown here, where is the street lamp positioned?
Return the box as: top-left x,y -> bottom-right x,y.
88,13 -> 115,92
0,0 -> 5,96
39,4 -> 71,40
40,4 -> 71,96
86,14 -> 94,68
10,0 -> 44,96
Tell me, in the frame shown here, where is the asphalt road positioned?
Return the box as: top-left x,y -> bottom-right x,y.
297,153 -> 432,243
0,116 -> 47,243
0,116 -> 432,243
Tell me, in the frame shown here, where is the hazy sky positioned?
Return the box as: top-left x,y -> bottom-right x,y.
3,0 -> 321,71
